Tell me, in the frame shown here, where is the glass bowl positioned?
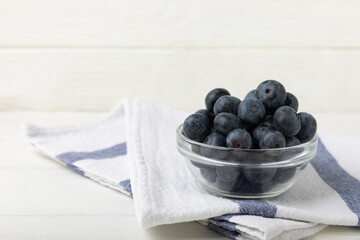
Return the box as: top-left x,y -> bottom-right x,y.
176,124 -> 318,199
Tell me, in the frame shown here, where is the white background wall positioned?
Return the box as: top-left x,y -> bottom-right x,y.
1,0 -> 360,113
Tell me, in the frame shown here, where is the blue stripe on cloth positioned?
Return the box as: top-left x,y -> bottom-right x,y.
311,138 -> 360,226
208,222 -> 239,239
56,142 -> 127,164
209,218 -> 244,235
67,163 -> 85,175
119,179 -> 133,197
233,200 -> 277,217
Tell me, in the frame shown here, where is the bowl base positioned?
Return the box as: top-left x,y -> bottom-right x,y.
202,185 -> 289,199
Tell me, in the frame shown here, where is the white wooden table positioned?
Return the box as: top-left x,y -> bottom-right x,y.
1,111 -> 359,239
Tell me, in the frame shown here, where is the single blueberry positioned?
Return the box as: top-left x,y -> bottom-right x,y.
216,167 -> 241,182
245,89 -> 257,99
256,80 -> 286,112
213,95 -> 241,116
296,112 -> 317,143
238,98 -> 266,126
252,119 -> 275,144
196,109 -> 215,123
205,88 -> 230,113
200,132 -> 228,159
272,167 -> 296,184
259,130 -> 286,149
200,167 -> 217,183
243,168 -> 277,184
284,92 -> 299,112
273,106 -> 301,137
213,112 -> 243,135
285,136 -> 301,147
183,113 -> 212,142
226,129 -> 254,149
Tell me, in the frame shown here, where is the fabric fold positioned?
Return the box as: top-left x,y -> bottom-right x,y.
23,99 -> 360,240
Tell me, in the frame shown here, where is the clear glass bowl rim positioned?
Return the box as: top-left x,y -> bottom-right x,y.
177,124 -> 318,168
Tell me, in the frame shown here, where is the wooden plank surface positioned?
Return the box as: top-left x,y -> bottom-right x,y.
1,0 -> 360,48
1,49 -> 360,112
1,111 -> 360,239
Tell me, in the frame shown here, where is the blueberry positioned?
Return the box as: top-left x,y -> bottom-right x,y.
213,95 -> 241,115
284,92 -> 299,112
252,119 -> 275,144
213,112 -> 243,135
200,167 -> 217,183
296,112 -> 317,143
205,88 -> 230,113
273,106 -> 301,137
226,129 -> 253,149
183,113 -> 212,142
272,167 -> 296,184
230,174 -> 246,192
259,130 -> 286,149
256,80 -> 286,112
285,136 -> 301,147
200,132 -> 228,159
245,89 -> 257,99
235,177 -> 273,193
215,178 -> 236,192
243,168 -> 277,184
238,98 -> 266,126
196,109 -> 214,123
217,174 -> 246,192
216,167 -> 241,182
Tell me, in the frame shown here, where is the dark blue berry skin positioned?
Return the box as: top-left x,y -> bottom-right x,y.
213,112 -> 243,135
252,119 -> 275,144
296,112 -> 317,143
243,168 -> 277,184
285,136 -> 301,147
226,129 -> 253,149
236,179 -> 274,193
256,80 -> 286,112
216,174 -> 246,192
213,95 -> 241,116
196,109 -> 214,123
183,113 -> 212,142
272,167 -> 296,184
200,167 -> 217,183
259,130 -> 286,149
200,132 -> 228,159
205,88 -> 230,113
216,167 -> 241,182
284,92 -> 299,112
245,89 -> 257,99
273,106 -> 301,137
238,97 -> 266,126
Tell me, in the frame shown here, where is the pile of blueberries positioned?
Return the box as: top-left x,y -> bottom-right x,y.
182,80 -> 317,193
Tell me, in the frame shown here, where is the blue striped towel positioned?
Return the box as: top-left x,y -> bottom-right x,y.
23,99 -> 360,240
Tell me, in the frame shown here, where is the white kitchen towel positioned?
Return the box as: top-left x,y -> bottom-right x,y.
23,99 -> 360,240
